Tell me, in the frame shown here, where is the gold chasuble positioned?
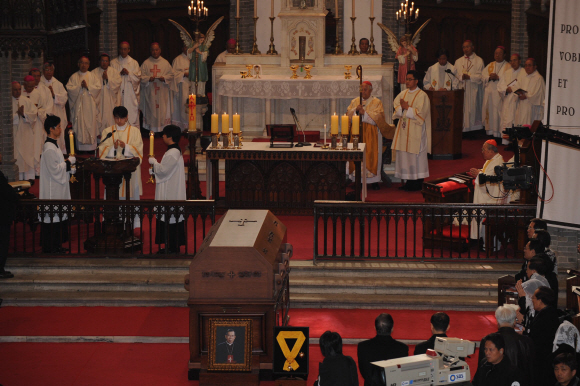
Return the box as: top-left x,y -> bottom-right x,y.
346,96 -> 394,175
391,88 -> 432,155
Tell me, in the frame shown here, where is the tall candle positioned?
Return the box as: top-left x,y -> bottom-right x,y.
69,131 -> 75,155
222,113 -> 230,134
149,131 -> 154,156
188,94 -> 196,131
370,0 -> 374,18
323,124 -> 327,144
232,113 -> 241,133
271,0 -> 274,18
254,0 -> 257,17
330,113 -> 339,135
352,0 -> 355,18
351,115 -> 360,135
341,114 -> 349,135
335,0 -> 338,16
236,0 -> 240,17
211,113 -> 219,134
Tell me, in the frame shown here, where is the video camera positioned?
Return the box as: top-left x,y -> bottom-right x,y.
478,164 -> 534,190
372,337 -> 475,386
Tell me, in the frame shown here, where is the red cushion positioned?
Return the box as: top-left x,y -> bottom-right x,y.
432,225 -> 470,240
436,181 -> 463,193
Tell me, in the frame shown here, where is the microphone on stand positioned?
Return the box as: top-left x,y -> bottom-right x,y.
290,108 -> 311,147
94,130 -> 116,158
445,69 -> 459,91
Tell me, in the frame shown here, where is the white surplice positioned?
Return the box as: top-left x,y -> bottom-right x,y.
12,96 -> 37,179
497,67 -> 523,144
22,88 -> 49,173
171,53 -> 193,130
66,70 -> 102,151
454,53 -> 485,132
110,55 -> 141,129
514,70 -> 546,127
39,139 -> 71,223
423,62 -> 459,91
41,75 -> 69,152
140,56 -> 176,133
91,66 -> 122,136
152,147 -> 186,223
482,60 -> 509,138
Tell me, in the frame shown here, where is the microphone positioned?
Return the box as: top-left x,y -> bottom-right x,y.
290,108 -> 310,147
445,69 -> 458,91
95,130 -> 116,158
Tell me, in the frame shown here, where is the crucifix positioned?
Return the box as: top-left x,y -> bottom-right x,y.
229,219 -> 257,226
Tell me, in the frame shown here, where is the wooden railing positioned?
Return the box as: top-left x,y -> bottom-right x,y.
313,201 -> 536,263
9,199 -> 215,257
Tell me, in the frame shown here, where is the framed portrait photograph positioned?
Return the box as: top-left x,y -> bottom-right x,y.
208,318 -> 253,372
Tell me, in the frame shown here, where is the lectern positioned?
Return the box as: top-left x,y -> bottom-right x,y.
83,158 -> 142,253
425,90 -> 464,160
185,209 -> 291,384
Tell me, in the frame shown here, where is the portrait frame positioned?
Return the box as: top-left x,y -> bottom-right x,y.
208,318 -> 253,372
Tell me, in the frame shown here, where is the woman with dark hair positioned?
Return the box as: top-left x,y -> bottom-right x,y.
315,331 -> 358,386
472,333 -> 523,386
423,48 -> 458,91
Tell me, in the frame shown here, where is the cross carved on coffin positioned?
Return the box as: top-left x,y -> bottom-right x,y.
229,219 -> 257,226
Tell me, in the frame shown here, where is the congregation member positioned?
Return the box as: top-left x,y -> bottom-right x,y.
423,49 -> 459,91
482,46 -> 509,140
516,239 -> 558,294
359,38 -> 370,54
357,313 -> 408,386
554,353 -> 580,386
12,81 -> 37,181
391,70 -> 431,192
454,40 -> 484,134
534,229 -> 558,274
414,312 -> 449,355
67,56 -> 102,152
214,38 -> 236,64
39,115 -> 75,254
527,286 -> 560,386
468,139 -> 505,243
149,125 -> 186,254
172,44 -> 194,130
477,305 -> 534,386
472,333 -> 524,386
498,54 -> 523,146
97,106 -> 143,205
21,75 -> 49,176
549,322 -> 580,374
92,53 -> 122,136
346,80 -> 392,190
140,43 -> 176,133
40,62 -> 69,151
516,257 -> 551,327
110,41 -> 141,129
528,217 -> 548,239
514,58 -> 546,127
396,35 -> 418,91
315,331 -> 358,386
0,152 -> 18,279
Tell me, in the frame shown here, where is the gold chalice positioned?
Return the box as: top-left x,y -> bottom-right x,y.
304,65 -> 313,79
344,65 -> 352,79
240,71 -> 247,78
245,64 -> 253,78
290,65 -> 299,79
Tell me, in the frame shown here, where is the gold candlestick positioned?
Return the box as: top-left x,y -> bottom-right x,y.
368,17 -> 378,55
334,17 -> 342,54
251,17 -> 261,55
147,155 -> 155,184
348,17 -> 359,55
234,17 -> 243,54
304,65 -> 312,79
267,17 -> 278,55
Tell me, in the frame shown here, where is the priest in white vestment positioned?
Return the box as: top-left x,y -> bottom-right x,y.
140,43 -> 176,133
454,40 -> 485,132
498,54 -> 523,145
149,125 -> 186,254
111,42 -> 141,129
468,139 -> 506,243
30,68 -> 56,155
423,49 -> 459,91
41,63 -> 69,152
12,81 -> 37,180
214,39 -> 236,64
346,81 -> 393,188
67,57 -> 102,151
482,46 -> 509,139
39,115 -> 75,253
514,58 -> 546,127
21,75 -> 49,176
392,70 -> 432,191
172,45 -> 194,130
92,53 -> 122,136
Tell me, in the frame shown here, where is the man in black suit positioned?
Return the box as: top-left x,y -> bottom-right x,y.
357,313 -> 409,386
215,328 -> 244,364
0,153 -> 18,279
414,312 -> 449,355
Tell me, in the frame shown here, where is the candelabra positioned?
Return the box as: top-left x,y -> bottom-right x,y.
234,17 -> 243,54
396,0 -> 420,34
368,17 -> 378,55
334,17 -> 342,54
188,0 -> 208,95
251,17 -> 261,54
348,17 -> 359,55
352,135 -> 359,150
267,17 -> 278,55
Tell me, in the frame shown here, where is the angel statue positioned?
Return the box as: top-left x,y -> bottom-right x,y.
378,20 -> 431,90
169,17 -> 224,97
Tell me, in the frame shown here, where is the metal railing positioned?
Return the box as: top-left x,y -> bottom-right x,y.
10,199 -> 215,257
313,201 -> 536,263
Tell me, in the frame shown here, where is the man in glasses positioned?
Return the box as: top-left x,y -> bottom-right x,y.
391,70 -> 431,191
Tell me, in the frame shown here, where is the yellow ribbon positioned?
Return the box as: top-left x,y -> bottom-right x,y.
276,331 -> 306,372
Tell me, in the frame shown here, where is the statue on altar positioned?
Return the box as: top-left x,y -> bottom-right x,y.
378,20 -> 430,90
169,17 -> 224,97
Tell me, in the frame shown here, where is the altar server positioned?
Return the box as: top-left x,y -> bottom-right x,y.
92,53 -> 122,136
111,42 -> 141,129
424,49 -> 459,91
392,70 -> 432,191
66,56 -> 102,151
149,125 -> 186,254
12,81 -> 37,180
454,40 -> 485,133
514,58 -> 545,127
498,54 -> 523,145
140,43 -> 176,133
172,44 -> 194,130
41,62 -> 69,151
